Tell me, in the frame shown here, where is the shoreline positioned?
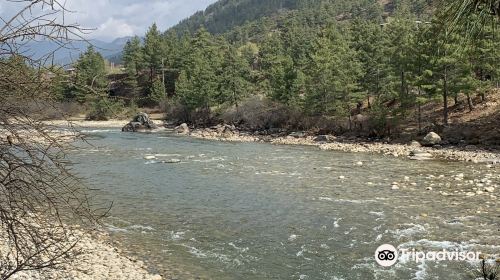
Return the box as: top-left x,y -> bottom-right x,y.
188,126 -> 500,164
43,119 -> 500,164
0,228 -> 162,280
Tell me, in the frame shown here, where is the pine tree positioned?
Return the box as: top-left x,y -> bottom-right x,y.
144,23 -> 164,83
305,26 -> 362,116
72,46 -> 107,102
217,46 -> 252,108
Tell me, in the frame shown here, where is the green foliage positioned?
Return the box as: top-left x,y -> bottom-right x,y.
304,26 -> 362,116
114,0 -> 500,131
86,97 -> 123,121
149,79 -> 166,105
67,46 -> 107,102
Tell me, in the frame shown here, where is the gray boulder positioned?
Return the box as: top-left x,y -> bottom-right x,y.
290,131 -> 306,138
410,140 -> 422,147
175,123 -> 190,135
122,113 -> 158,132
422,132 -> 442,146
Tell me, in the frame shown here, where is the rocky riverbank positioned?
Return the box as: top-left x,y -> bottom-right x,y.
1,229 -> 162,280
186,124 -> 500,164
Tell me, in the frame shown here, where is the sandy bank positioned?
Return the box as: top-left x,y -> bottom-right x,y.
2,229 -> 162,280
44,119 -> 164,129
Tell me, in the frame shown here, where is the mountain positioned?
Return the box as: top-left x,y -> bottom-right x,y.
24,37 -> 132,66
170,0 -> 432,37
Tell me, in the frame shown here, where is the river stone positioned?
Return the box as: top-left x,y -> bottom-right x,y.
162,159 -> 181,164
176,123 -> 190,135
314,135 -> 335,142
410,140 -> 422,147
290,132 -> 306,138
484,186 -> 495,193
422,132 -> 442,146
409,150 -> 433,160
122,112 -> 158,132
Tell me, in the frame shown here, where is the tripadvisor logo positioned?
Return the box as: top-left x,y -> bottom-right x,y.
374,244 -> 482,267
375,244 -> 399,267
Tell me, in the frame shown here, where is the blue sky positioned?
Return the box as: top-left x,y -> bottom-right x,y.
0,0 -> 218,42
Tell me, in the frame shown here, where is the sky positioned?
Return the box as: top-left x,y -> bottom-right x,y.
0,0 -> 218,42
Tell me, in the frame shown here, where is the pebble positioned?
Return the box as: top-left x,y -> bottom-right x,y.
484,187 -> 495,193
355,161 -> 363,166
339,176 -> 346,179
392,185 -> 400,190
426,187 -> 433,191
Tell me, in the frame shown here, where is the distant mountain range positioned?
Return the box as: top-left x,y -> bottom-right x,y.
23,37 -> 132,66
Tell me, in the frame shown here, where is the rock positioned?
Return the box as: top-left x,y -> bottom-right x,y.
422,132 -> 442,146
314,135 -> 335,142
392,185 -> 400,190
410,141 -> 422,147
338,176 -> 346,180
144,155 -> 156,160
404,176 -> 410,181
426,187 -> 433,191
175,123 -> 190,135
290,131 -> 306,138
215,124 -> 236,134
484,187 -> 495,193
409,150 -> 433,161
355,161 -> 363,166
122,113 -> 158,132
162,159 -> 181,164
464,145 -> 477,151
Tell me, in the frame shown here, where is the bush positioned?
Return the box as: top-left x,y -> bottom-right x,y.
86,97 -> 123,121
222,96 -> 294,131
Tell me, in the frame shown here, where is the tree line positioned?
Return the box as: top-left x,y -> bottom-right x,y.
46,0 -> 499,133
114,0 -> 498,134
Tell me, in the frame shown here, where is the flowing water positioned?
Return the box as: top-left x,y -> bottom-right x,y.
69,128 -> 499,280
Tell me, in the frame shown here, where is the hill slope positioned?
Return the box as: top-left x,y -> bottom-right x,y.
170,0 -> 432,36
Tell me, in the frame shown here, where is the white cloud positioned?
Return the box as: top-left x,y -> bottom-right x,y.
0,0 -> 218,42
92,18 -> 137,40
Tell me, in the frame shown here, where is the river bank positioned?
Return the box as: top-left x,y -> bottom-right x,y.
187,125 -> 500,164
1,228 -> 162,280
42,119 -> 500,164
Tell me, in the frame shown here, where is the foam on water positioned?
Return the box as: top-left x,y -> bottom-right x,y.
105,223 -> 128,233
81,129 -> 117,133
129,225 -> 155,231
390,224 -> 428,239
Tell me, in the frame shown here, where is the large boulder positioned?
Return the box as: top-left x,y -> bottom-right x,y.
422,132 -> 442,146
122,113 -> 158,132
175,123 -> 190,135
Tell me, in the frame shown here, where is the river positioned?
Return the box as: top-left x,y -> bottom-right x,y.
69,128 -> 498,280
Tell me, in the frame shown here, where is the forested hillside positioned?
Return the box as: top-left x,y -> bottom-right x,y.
172,0 -> 433,36
47,0 -> 499,145
110,0 -> 499,143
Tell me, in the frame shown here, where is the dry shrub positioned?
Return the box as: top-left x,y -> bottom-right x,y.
222,96 -> 293,131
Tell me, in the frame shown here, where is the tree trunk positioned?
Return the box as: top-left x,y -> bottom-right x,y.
443,67 -> 449,125
400,70 -> 405,107
466,92 -> 474,112
418,87 -> 422,134
454,95 -> 459,105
